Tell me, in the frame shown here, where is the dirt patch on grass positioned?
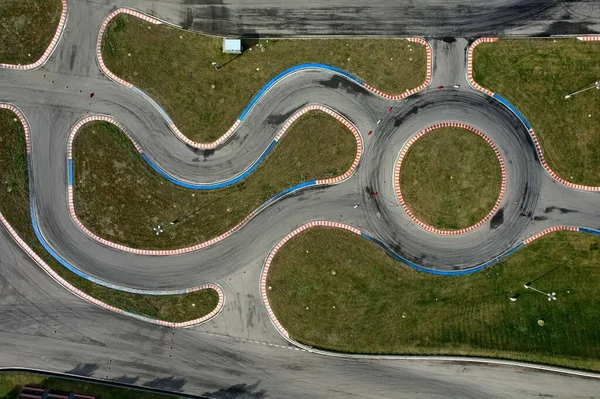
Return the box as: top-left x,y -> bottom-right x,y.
267,227 -> 600,372
101,15 -> 426,143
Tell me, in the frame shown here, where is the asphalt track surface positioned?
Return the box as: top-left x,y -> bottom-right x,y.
127,0 -> 600,37
1,1 -> 600,398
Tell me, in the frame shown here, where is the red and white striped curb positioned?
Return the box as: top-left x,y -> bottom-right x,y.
0,104 -> 224,328
168,119 -> 241,149
468,38 -> 600,192
466,37 -> 498,96
66,105 -> 362,255
523,225 -> 578,245
97,11 -> 429,149
260,221 -> 362,338
94,9 -> 279,151
528,128 -> 600,192
0,0 -> 68,70
362,37 -> 432,100
273,104 -> 363,185
394,122 -> 507,235
96,8 -> 160,88
0,104 -> 31,153
259,222 -> 583,340
577,36 -> 600,41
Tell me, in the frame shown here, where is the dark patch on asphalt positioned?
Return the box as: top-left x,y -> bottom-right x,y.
541,20 -> 596,36
79,336 -> 106,347
186,144 -> 216,159
521,182 -> 529,205
394,104 -> 421,127
441,37 -> 456,43
385,234 -> 431,268
185,0 -> 223,4
186,144 -> 203,154
266,105 -> 306,125
317,75 -> 369,96
365,186 -> 385,215
178,0 -> 597,38
490,208 -> 504,229
181,7 -> 194,30
143,376 -> 186,392
544,206 -> 576,214
533,215 -> 548,221
67,363 -> 99,377
202,382 -> 266,399
520,211 -> 533,218
281,363 -> 304,371
111,375 -> 139,385
69,44 -> 77,71
190,5 -> 231,34
390,242 -> 403,256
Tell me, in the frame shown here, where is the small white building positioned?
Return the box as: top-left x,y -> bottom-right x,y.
222,39 -> 242,54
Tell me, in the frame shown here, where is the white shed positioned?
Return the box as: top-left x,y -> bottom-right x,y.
222,39 -> 242,54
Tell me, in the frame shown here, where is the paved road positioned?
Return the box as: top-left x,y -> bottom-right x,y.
1,1 -> 600,397
126,0 -> 600,37
2,227 -> 600,398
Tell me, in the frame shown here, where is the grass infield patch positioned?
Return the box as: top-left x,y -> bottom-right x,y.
267,227 -> 600,372
0,0 -> 62,65
73,112 -> 356,250
398,127 -> 502,230
474,38 -> 600,186
101,15 -> 426,143
0,109 -> 218,323
0,371 -> 184,399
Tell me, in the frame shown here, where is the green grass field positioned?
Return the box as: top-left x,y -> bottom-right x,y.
101,15 -> 426,143
0,109 -> 218,323
474,38 -> 600,186
0,371 -> 183,399
0,0 -> 62,65
267,228 -> 600,372
73,112 -> 356,250
399,127 -> 502,230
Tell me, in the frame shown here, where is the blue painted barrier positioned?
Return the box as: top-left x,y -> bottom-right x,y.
361,232 -> 525,276
97,63 -> 365,190
239,63 -> 363,121
28,197 -> 198,295
67,159 -> 73,186
139,139 -> 278,190
478,242 -> 524,269
270,180 -> 317,202
579,227 -> 600,236
492,94 -> 532,130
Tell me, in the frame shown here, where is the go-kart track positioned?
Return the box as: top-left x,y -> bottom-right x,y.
1,0 -> 600,398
